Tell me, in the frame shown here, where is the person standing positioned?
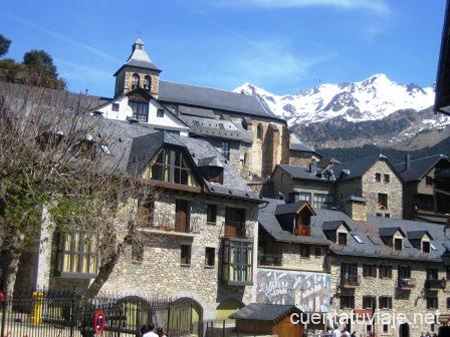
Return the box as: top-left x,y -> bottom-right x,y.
156,327 -> 167,337
143,323 -> 158,337
332,326 -> 342,337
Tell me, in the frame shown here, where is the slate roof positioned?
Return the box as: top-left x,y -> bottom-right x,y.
229,303 -> 302,322
333,154 -> 398,182
274,201 -> 308,216
378,227 -> 405,237
180,115 -> 253,143
290,133 -> 321,156
407,230 -> 433,240
393,154 -> 450,182
322,220 -> 348,231
158,81 -> 284,122
114,38 -> 161,75
277,164 -> 335,183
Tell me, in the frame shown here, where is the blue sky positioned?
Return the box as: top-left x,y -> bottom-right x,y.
0,0 -> 446,96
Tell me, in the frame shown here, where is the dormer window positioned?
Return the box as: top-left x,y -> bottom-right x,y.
206,166 -> 223,184
394,238 -> 403,251
423,241 -> 431,254
150,148 -> 198,187
338,232 -> 347,245
144,75 -> 151,90
132,73 -> 140,89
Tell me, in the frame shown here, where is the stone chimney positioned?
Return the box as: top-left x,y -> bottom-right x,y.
346,196 -> 367,222
405,154 -> 411,171
309,161 -> 317,173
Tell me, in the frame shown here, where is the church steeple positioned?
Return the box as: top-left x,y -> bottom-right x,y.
114,38 -> 161,98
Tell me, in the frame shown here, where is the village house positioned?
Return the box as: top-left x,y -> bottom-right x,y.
94,38 -> 291,182
257,195 -> 450,337
393,154 -> 450,223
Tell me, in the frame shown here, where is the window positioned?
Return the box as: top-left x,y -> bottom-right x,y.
219,123 -> 225,130
207,204 -> 217,224
447,297 -> 450,309
378,193 -> 388,210
112,103 -> 119,111
379,296 -> 393,309
341,263 -> 358,285
394,238 -> 403,251
338,232 -> 348,246
363,264 -> 377,278
205,166 -> 223,184
257,124 -> 263,140
315,247 -> 323,256
297,192 -> 311,203
151,148 -> 198,187
138,199 -> 155,227
144,75 -> 151,90
427,296 -> 438,310
379,265 -> 393,278
384,174 -> 390,183
427,268 -> 438,280
423,241 -> 431,254
56,231 -> 98,277
399,267 -> 411,279
313,194 -> 334,209
375,173 -> 381,182
366,325 -> 373,333
222,238 -> 253,285
300,246 -> 310,258
180,245 -> 191,266
128,100 -> 149,122
157,109 -> 164,118
221,141 -> 230,160
362,296 -> 376,310
340,295 -> 355,309
426,176 -> 434,186
131,73 -> 140,89
383,324 -> 389,334
385,213 -> 390,218
353,234 -> 363,244
205,247 -> 215,267
175,199 -> 191,233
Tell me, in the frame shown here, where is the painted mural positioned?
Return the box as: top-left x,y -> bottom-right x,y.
256,268 -> 331,313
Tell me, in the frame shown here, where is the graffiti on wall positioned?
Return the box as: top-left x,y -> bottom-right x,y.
256,268 -> 331,313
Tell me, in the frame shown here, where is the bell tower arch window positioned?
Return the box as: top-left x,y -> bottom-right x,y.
144,76 -> 151,90
131,73 -> 140,89
257,123 -> 263,140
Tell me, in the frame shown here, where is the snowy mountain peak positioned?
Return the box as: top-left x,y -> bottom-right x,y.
234,74 -> 435,125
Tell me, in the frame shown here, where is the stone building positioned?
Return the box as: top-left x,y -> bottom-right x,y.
257,196 -> 450,337
289,133 -> 322,167
94,38 -> 291,181
393,154 -> 450,223
21,117 -> 262,330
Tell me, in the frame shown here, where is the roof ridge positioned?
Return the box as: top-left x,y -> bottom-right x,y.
161,80 -> 255,97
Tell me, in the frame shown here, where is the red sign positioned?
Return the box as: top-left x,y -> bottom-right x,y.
94,310 -> 105,334
354,309 -> 373,319
0,291 -> 4,302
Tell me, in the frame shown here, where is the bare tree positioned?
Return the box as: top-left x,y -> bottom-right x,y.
0,80 -> 154,299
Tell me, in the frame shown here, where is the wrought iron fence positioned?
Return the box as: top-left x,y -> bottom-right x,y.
0,289 -> 194,337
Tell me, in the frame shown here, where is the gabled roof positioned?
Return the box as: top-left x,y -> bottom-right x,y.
274,201 -> 315,216
393,154 -> 450,182
323,220 -> 350,232
276,164 -> 334,183
379,227 -> 406,238
229,304 -> 302,322
407,230 -> 433,241
158,80 -> 285,122
289,133 -> 321,156
334,154 -> 400,182
114,38 -> 161,76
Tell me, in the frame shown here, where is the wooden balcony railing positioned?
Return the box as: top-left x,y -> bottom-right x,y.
295,225 -> 311,237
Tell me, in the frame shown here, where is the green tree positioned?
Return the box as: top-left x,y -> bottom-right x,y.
23,49 -> 58,79
0,35 -> 11,57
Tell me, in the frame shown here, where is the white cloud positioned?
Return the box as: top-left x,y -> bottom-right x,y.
218,0 -> 390,15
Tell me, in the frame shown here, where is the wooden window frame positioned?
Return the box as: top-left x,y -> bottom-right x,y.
180,245 -> 192,266
205,247 -> 215,268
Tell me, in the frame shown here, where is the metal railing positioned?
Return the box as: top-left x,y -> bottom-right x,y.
341,275 -> 359,287
145,213 -> 200,234
222,221 -> 252,240
397,277 -> 416,289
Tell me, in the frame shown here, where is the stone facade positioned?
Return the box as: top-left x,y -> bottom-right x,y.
115,68 -> 160,98
329,255 -> 448,337
289,151 -> 321,167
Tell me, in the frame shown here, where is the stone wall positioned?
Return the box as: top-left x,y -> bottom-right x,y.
289,152 -> 321,167
361,161 -> 403,219
329,255 -> 448,337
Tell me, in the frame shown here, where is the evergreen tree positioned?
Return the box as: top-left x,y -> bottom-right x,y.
0,35 -> 11,57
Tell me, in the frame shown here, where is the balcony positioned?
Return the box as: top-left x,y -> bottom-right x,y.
221,237 -> 254,286
341,275 -> 359,288
294,225 -> 311,237
397,277 -> 416,289
425,279 -> 446,290
223,221 -> 252,240
144,214 -> 200,236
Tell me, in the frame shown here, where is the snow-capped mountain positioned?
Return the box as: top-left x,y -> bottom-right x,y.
234,74 -> 450,150
234,74 -> 435,125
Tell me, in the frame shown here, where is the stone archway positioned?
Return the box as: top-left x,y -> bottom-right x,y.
171,297 -> 204,337
399,323 -> 410,337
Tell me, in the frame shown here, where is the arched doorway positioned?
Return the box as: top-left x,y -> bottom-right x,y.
399,323 -> 410,337
170,298 -> 203,336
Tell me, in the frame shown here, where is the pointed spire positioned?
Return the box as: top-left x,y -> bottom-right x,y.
114,38 -> 161,76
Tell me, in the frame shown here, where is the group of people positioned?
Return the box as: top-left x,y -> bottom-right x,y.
326,326 -> 356,337
140,323 -> 166,337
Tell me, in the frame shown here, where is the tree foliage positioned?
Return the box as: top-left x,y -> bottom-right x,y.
0,34 -> 11,57
23,49 -> 58,79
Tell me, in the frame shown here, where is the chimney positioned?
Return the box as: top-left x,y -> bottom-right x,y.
346,196 -> 367,222
405,154 -> 411,171
309,161 -> 317,173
